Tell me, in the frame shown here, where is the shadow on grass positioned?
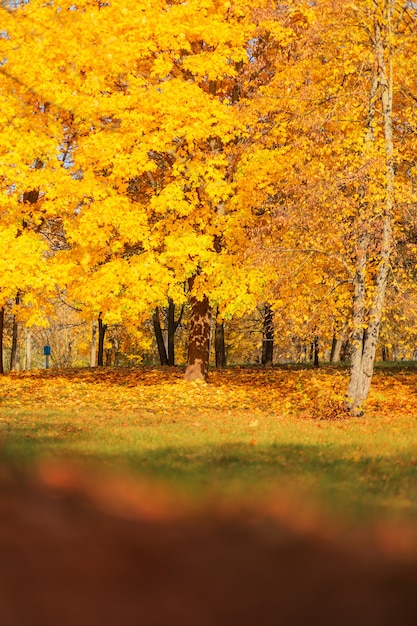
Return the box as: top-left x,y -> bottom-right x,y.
2,423 -> 417,520
120,443 -> 417,518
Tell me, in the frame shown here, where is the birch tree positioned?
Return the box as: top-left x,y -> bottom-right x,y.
346,0 -> 415,414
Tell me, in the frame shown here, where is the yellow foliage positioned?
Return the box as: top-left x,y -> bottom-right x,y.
1,0 -> 417,392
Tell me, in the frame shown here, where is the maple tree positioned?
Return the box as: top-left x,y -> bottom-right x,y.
1,0 -> 294,379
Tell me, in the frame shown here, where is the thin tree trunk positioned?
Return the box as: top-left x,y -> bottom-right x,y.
152,307 -> 168,366
184,277 -> 211,381
300,345 -> 307,363
0,308 -> 4,375
105,348 -> 112,367
331,326 -> 348,363
113,335 -> 120,367
97,314 -> 107,367
346,231 -> 369,413
90,321 -> 97,367
167,298 -> 175,366
24,328 -> 32,371
261,304 -> 274,366
313,336 -> 319,367
10,294 -> 20,371
215,311 -> 226,368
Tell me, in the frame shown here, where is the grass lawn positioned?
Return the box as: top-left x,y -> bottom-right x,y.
1,364 -> 417,522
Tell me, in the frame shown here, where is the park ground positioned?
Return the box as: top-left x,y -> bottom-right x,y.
1,364 -> 417,624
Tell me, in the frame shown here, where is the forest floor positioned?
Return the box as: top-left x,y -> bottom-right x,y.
1,364 -> 417,624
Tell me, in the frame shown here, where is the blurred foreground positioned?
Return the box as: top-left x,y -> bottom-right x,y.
1,461 -> 417,626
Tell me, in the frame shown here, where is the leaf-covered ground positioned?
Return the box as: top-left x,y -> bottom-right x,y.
1,364 -> 417,519
2,365 -> 417,624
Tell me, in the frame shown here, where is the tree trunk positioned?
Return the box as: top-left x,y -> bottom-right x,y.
184,278 -> 211,381
113,335 -> 120,367
0,308 -> 4,375
105,348 -> 112,367
346,231 -> 369,414
24,328 -> 32,371
347,10 -> 394,415
97,315 -> 107,367
10,294 -> 20,371
331,327 -> 348,363
152,308 -> 168,366
215,313 -> 226,368
153,300 -> 184,367
90,321 -> 97,367
313,336 -> 319,367
261,304 -> 274,366
330,336 -> 337,362
167,298 -> 176,366
341,341 -> 350,361
331,338 -> 344,362
299,345 -> 307,363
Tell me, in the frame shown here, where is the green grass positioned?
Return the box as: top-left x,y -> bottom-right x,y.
1,366 -> 417,522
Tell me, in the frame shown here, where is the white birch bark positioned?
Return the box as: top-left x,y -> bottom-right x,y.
347,1 -> 395,414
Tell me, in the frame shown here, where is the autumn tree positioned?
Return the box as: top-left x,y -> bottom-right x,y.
238,0 -> 417,413
2,0 -> 294,380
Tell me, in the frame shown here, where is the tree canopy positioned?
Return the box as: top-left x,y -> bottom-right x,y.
1,0 -> 417,412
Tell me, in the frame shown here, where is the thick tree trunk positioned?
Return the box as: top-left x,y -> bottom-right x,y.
261,304 -> 274,366
0,308 -> 4,375
341,341 -> 349,361
184,278 -> 211,381
215,314 -> 226,368
97,315 -> 107,367
152,308 -> 168,366
330,336 -> 337,362
331,338 -> 344,363
10,294 -> 20,371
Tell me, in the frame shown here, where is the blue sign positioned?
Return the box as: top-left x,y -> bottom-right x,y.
43,345 -> 51,356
